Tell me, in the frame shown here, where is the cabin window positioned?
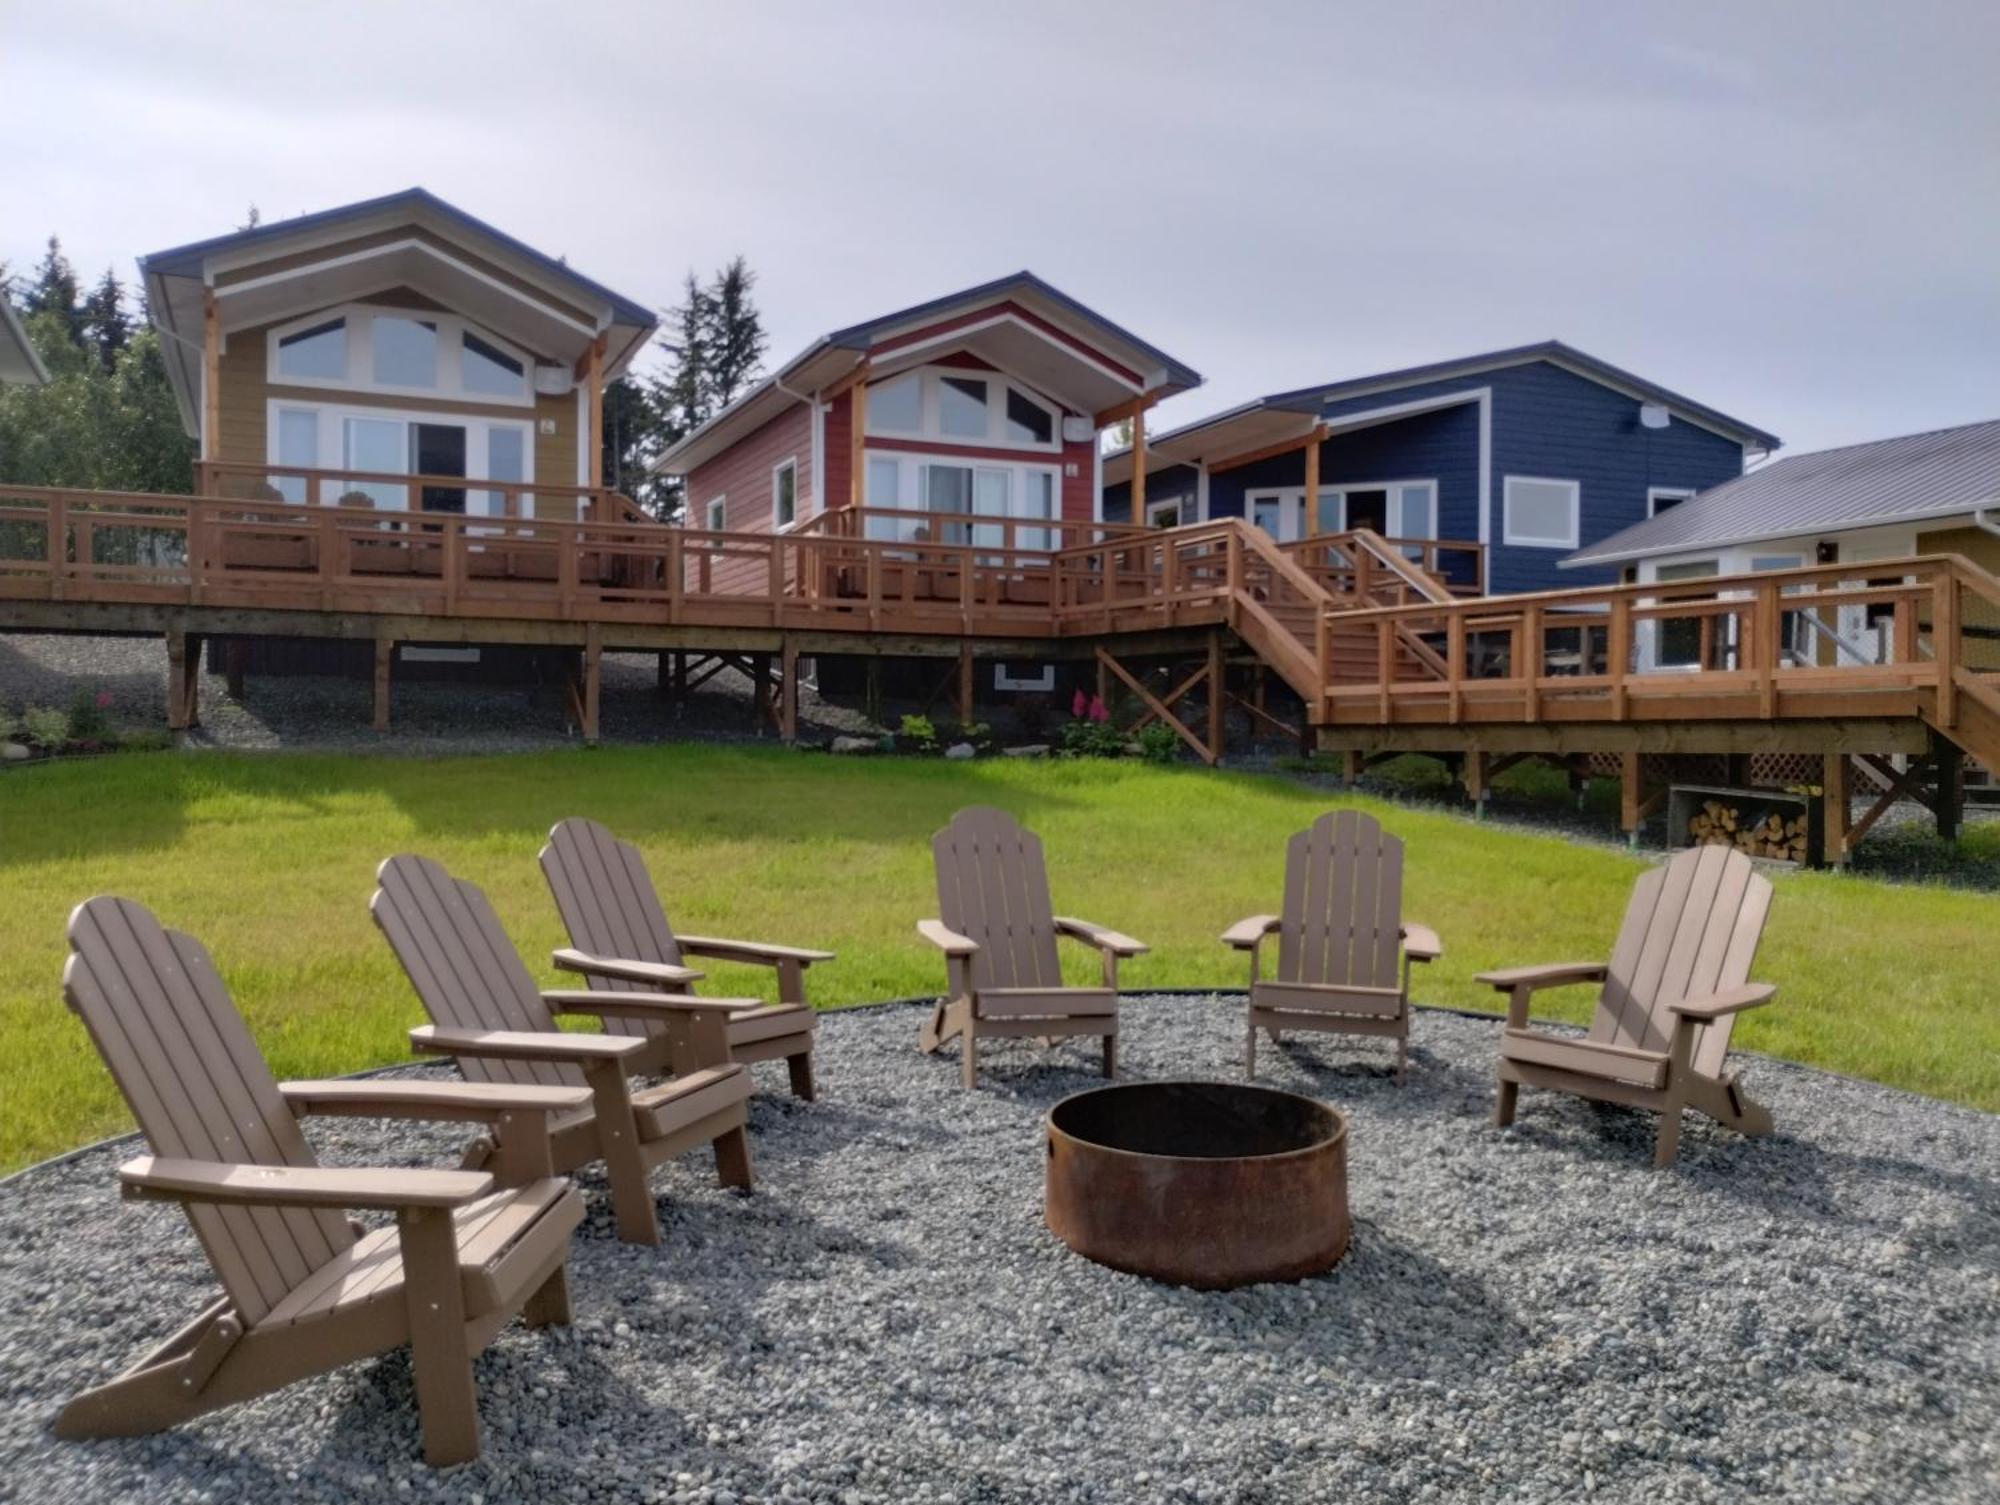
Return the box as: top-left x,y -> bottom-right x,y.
276,318 -> 347,381
869,373 -> 922,433
1653,558 -> 1720,667
1648,486 -> 1695,516
862,450 -> 1062,549
274,407 -> 319,501
705,496 -> 726,532
863,366 -> 1062,452
482,427 -> 525,515
772,457 -> 798,528
267,303 -> 534,406
372,316 -> 439,388
1503,476 -> 1580,548
938,377 -> 989,439
1313,480 -> 1438,542
266,400 -> 532,512
1146,495 -> 1187,529
463,332 -> 526,398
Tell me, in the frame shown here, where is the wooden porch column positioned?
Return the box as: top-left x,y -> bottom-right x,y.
585,335 -> 606,494
1820,751 -> 1850,867
1129,407 -> 1147,523
201,291 -> 221,463
372,638 -> 393,733
1207,631 -> 1224,764
165,630 -> 201,731
1302,431 -> 1321,536
779,636 -> 799,742
849,370 -> 869,508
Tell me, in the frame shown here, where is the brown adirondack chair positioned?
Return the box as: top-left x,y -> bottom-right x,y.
57,896 -> 588,1466
1478,843 -> 1778,1168
918,806 -> 1146,1088
371,854 -> 756,1245
1222,810 -> 1441,1083
539,817 -> 831,1101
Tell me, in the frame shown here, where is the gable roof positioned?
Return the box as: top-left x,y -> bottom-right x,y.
1103,339 -> 1780,486
139,188 -> 658,436
0,297 -> 49,385
657,271 -> 1201,475
1563,416 -> 2000,568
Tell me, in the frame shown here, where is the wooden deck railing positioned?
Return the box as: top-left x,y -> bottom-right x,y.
1309,555 -> 2000,732
1282,531 -> 1484,600
192,460 -> 648,526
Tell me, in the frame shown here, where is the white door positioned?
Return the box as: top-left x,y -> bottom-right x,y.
1248,490 -> 1303,542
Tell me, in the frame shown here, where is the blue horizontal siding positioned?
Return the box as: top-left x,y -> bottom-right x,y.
1101,462 -> 1199,526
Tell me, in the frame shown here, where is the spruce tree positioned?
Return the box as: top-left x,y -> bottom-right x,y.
24,236 -> 83,347
80,268 -> 132,372
704,256 -> 766,411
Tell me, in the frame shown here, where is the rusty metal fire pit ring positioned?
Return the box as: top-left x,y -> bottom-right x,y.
1044,1079 -> 1350,1290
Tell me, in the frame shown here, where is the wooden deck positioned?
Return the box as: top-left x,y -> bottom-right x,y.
4,482 -> 1997,840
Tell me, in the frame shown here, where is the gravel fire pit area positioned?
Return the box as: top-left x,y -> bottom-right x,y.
2,995 -> 1995,1504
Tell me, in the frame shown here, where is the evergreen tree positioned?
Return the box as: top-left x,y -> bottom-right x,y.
640,273 -> 714,521
24,236 -> 84,347
598,375 -> 658,502
704,256 -> 766,411
80,267 -> 132,372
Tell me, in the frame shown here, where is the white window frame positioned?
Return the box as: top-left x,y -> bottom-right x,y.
862,365 -> 1063,454
704,495 -> 727,533
1312,479 -> 1440,538
1145,494 -> 1190,529
771,456 -> 799,530
993,662 -> 1057,692
1647,486 -> 1696,517
861,448 -> 1063,551
267,301 -> 535,408
262,398 -> 535,514
1245,487 -> 1307,542
1502,475 -> 1581,549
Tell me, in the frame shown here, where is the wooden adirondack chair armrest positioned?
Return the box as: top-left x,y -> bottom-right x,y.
551,947 -> 704,988
1053,917 -> 1149,957
1400,922 -> 1443,962
279,1079 -> 593,1124
409,1024 -> 649,1065
674,934 -> 837,967
1221,914 -> 1281,950
119,1155 -> 494,1212
917,918 -> 978,956
1667,982 -> 1777,1021
541,989 -> 754,1022
1474,962 -> 1608,992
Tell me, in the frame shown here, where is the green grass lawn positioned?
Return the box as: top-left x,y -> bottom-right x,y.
3,746 -> 1996,1170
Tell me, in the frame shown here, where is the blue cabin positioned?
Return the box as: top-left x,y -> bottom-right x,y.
1101,342 -> 1780,594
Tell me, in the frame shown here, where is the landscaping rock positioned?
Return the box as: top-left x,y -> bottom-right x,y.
944,742 -> 976,760
1002,744 -> 1050,758
829,735 -> 878,755
0,741 -> 29,761
3,997 -> 1995,1503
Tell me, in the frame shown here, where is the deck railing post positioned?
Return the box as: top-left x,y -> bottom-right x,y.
1520,603 -> 1542,721
1756,579 -> 1778,718
1376,617 -> 1393,722
1935,569 -> 1958,727
666,526 -> 683,624
46,493 -> 68,602
1446,611 -> 1466,721
1608,594 -> 1631,719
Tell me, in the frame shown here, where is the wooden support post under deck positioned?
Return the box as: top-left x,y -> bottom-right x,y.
581,623 -> 602,746
1620,751 -> 1644,845
1464,748 -> 1489,818
224,639 -> 245,700
165,630 -> 200,731
372,638 -> 393,733
752,652 -> 772,734
1207,631 -> 1224,765
1343,750 -> 1363,788
655,651 -> 671,700
1820,751 -> 1850,867
779,636 -> 799,743
957,642 -> 974,727
1933,736 -> 1964,842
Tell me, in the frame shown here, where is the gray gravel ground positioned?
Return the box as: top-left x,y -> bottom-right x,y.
3,995 -> 1996,1504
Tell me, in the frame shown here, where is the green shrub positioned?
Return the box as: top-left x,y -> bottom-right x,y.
21,706 -> 71,749
1059,717 -> 1126,759
1134,723 -> 1181,764
897,713 -> 938,754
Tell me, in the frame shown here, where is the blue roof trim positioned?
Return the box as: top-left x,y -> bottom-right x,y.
1256,340 -> 1779,451
821,270 -> 1202,391
138,187 -> 657,332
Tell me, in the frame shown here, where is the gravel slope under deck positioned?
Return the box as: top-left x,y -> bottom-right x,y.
2,996 -> 1995,1504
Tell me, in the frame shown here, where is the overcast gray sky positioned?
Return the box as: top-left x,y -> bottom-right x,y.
7,0 -> 1996,454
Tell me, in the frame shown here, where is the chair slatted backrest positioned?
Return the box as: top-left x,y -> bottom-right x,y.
1275,810 -> 1406,990
63,897 -> 354,1326
372,854 -> 577,1090
1592,844 -> 1772,1071
932,807 -> 1063,992
540,818 -> 680,1039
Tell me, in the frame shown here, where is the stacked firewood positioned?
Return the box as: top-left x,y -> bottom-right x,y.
1687,800 -> 1809,861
